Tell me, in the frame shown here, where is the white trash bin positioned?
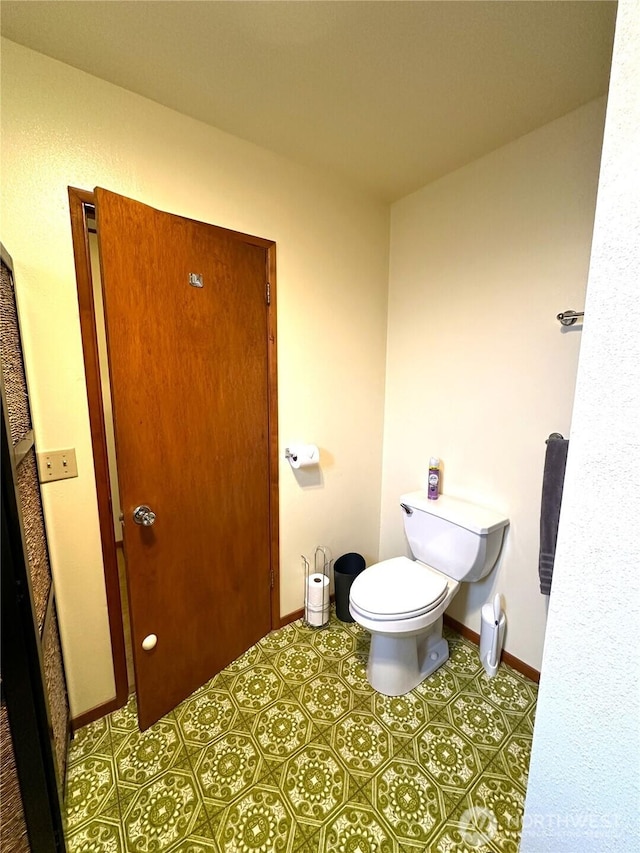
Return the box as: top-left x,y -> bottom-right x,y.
480,594 -> 506,678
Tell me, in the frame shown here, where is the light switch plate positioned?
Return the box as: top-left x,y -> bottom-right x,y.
37,448 -> 78,482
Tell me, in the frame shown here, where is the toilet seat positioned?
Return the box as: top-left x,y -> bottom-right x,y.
349,556 -> 449,621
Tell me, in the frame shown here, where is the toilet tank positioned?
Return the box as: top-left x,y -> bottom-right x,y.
400,491 -> 509,582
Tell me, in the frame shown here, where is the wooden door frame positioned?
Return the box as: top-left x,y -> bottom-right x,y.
68,187 -> 280,729
2,243 -> 68,851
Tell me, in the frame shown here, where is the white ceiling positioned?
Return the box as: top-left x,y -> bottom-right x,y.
1,1 -> 617,201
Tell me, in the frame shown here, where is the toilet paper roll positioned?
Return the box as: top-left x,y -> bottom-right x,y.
305,573 -> 330,608
288,444 -> 320,469
305,603 -> 330,628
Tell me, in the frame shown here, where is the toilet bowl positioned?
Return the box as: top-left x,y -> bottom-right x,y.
350,556 -> 459,695
349,492 -> 508,696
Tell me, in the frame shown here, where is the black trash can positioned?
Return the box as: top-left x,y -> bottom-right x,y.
334,552 -> 366,622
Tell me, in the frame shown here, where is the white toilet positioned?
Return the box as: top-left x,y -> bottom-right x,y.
349,491 -> 509,696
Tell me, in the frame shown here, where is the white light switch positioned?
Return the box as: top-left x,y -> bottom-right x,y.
37,448 -> 78,483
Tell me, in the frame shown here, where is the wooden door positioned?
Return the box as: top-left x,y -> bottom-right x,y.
95,189 -> 274,730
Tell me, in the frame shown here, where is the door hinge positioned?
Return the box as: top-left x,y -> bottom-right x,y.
270,569 -> 274,589
266,281 -> 271,305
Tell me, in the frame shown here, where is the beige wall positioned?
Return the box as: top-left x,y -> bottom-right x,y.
381,99 -> 606,670
0,39 -> 389,717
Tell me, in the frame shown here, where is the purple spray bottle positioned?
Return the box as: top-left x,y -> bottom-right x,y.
428,457 -> 440,500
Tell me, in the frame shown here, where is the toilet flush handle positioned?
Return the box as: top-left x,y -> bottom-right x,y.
400,503 -> 413,516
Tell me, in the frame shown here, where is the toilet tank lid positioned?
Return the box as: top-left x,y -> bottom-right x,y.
400,491 -> 509,535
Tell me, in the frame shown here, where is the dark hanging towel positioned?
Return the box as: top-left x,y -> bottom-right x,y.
538,436 -> 569,595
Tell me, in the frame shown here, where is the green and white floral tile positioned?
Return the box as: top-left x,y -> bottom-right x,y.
113,715 -> 190,789
223,641 -> 271,675
354,695 -> 420,760
319,801 -> 400,853
174,685 -> 239,755
191,665 -> 244,706
250,697 -> 315,763
228,662 -> 285,715
198,700 -> 339,810
331,615 -> 371,650
65,814 -> 127,853
152,814 -> 218,853
166,818 -> 220,853
108,693 -> 140,734
280,741 -> 353,826
64,753 -> 120,832
345,779 -> 386,809
313,656 -> 345,681
203,666 -> 241,694
250,700 -> 334,770
370,756 -> 448,849
287,672 -> 356,736
290,817 -> 328,853
444,690 -> 519,753
292,828 -> 324,853
341,769 -> 380,809
65,618 -> 537,853
397,841 -> 442,853
338,653 -> 374,700
326,707 -> 393,780
193,728 -> 265,812
442,636 -> 485,683
414,718 -> 494,806
414,662 -> 471,710
371,691 -> 433,738
209,783 -> 296,853
248,743 -> 383,849
447,770 -> 526,853
428,812 -> 500,853
501,661 -> 538,693
489,726 -> 534,794
257,620 -> 308,658
337,614 -> 369,640
517,697 -> 537,735
353,632 -> 372,659
272,643 -> 326,687
68,715 -> 112,766
115,751 -> 193,816
465,666 -> 538,720
310,623 -> 358,662
120,764 -> 210,853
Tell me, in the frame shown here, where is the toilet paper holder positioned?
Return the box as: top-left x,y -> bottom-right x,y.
285,444 -> 320,469
302,546 -> 331,629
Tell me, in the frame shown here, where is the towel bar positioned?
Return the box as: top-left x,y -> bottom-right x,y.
557,310 -> 584,326
546,433 -> 564,443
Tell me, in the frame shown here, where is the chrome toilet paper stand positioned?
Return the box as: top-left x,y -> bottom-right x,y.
302,546 -> 331,629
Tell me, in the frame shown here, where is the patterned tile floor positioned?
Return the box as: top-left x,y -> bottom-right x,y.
64,610 -> 537,852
